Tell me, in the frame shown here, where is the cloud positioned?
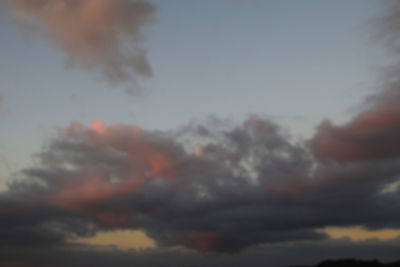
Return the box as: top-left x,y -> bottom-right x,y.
7,0 -> 156,92
1,116 -> 400,256
1,237 -> 400,267
311,102 -> 400,162
3,1 -> 400,264
311,1 -> 400,163
16,117 -> 324,252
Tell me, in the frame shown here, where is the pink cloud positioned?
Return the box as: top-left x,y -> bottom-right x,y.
312,102 -> 400,162
8,0 -> 156,90
50,119 -> 178,210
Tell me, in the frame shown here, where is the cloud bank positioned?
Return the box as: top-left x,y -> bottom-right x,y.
1,115 -> 400,256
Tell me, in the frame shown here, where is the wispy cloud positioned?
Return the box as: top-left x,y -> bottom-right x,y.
7,0 -> 156,93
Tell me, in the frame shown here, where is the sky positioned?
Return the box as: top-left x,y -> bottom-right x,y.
0,0 -> 382,176
1,0 -> 400,266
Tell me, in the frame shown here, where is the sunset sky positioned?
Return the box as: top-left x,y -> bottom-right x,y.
1,1 -> 400,266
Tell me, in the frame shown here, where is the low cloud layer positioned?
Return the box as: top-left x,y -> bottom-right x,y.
7,0 -> 156,91
1,116 -> 400,256
2,237 -> 400,267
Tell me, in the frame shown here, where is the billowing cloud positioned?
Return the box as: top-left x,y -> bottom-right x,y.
7,0 -> 156,91
311,102 -> 400,162
1,116 -> 400,255
16,117 -> 324,252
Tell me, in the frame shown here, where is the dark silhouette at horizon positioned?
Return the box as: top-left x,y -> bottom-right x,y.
289,259 -> 400,267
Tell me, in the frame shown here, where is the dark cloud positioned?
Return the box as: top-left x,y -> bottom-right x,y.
311,104 -> 400,162
1,116 -> 400,257
0,191 -> 98,248
1,238 -> 400,267
7,0 -> 156,92
14,117 -> 325,252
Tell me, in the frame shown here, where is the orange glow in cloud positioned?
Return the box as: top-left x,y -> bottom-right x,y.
129,148 -> 176,179
51,120 -> 177,211
90,119 -> 107,134
51,175 -> 142,210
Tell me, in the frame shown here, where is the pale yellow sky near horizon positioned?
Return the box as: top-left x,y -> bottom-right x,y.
318,226 -> 400,242
72,226 -> 400,251
73,230 -> 156,250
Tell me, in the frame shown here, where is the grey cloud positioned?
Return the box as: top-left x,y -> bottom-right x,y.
1,238 -> 400,267
1,116 -> 400,255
